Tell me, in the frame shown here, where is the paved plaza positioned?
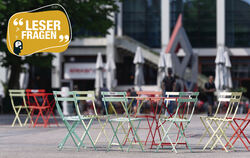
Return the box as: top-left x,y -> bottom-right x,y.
0,114 -> 249,158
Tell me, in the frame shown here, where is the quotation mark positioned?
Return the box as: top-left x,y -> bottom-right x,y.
59,35 -> 69,42
13,18 -> 23,26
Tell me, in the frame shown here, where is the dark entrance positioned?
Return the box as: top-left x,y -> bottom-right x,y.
73,80 -> 95,90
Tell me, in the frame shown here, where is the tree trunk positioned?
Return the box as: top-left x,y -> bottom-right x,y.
8,64 -> 21,89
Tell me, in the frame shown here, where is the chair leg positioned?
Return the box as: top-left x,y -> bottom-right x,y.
39,109 -> 48,128
58,121 -> 80,150
78,119 -> 96,151
108,121 -> 124,151
156,121 -> 177,153
199,117 -> 215,145
203,119 -> 228,152
211,121 -> 232,151
24,108 -> 32,126
127,120 -> 144,152
174,122 -> 191,152
229,120 -> 249,150
94,118 -> 109,145
12,107 -> 22,127
144,117 -> 155,146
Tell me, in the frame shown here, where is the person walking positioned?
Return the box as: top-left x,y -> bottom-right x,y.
204,76 -> 216,116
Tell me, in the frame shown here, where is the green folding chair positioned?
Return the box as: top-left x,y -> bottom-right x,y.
202,92 -> 242,152
9,89 -> 33,127
156,92 -> 199,153
101,91 -> 144,152
53,91 -> 96,151
73,91 -> 109,145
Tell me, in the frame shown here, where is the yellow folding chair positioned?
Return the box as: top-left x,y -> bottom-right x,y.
9,89 -> 33,127
199,92 -> 232,145
73,91 -> 109,145
202,92 -> 242,152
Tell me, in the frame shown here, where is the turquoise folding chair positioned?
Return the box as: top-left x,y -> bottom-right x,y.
73,91 -> 109,145
156,92 -> 199,153
53,91 -> 96,151
101,91 -> 144,152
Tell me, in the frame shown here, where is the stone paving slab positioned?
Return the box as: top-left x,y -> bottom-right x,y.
0,114 -> 249,158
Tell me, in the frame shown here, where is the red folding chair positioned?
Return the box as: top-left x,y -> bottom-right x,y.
226,108 -> 250,150
45,93 -> 59,127
26,89 -> 58,127
26,90 -> 51,127
125,91 -> 162,146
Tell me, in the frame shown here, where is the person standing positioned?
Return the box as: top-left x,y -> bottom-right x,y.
130,87 -> 137,114
162,68 -> 176,114
162,68 -> 175,92
204,76 -> 216,116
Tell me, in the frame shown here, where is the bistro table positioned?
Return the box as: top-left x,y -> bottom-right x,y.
123,93 -> 188,149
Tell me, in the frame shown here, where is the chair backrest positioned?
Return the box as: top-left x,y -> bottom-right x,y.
101,91 -> 128,115
165,91 -> 180,102
26,89 -> 46,93
26,89 -> 48,106
225,92 -> 242,120
213,92 -> 232,116
73,91 -> 97,116
174,92 -> 199,121
136,91 -> 162,97
53,91 -> 76,119
9,89 -> 27,107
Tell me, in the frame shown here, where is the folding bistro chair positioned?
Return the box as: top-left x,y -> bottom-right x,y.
73,91 -> 109,145
151,92 -> 188,148
202,92 -> 242,152
156,92 -> 199,153
132,91 -> 162,146
199,92 -> 232,145
101,91 -> 144,152
9,89 -> 33,127
26,89 -> 59,127
226,106 -> 250,150
53,91 -> 96,151
26,90 -> 51,127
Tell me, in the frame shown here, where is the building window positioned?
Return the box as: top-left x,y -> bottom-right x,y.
226,0 -> 250,47
170,0 -> 216,48
123,0 -> 161,48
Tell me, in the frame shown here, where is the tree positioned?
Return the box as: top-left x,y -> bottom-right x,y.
0,0 -> 119,89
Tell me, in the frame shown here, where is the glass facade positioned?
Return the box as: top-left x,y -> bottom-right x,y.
226,0 -> 250,47
123,0 -> 161,48
170,0 -> 216,48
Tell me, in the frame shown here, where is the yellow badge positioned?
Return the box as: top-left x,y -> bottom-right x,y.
6,4 -> 71,56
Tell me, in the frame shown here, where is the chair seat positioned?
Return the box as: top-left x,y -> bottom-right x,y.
110,117 -> 142,122
160,117 -> 189,122
14,105 -> 29,108
233,117 -> 250,121
205,117 -> 232,121
28,106 -> 50,109
63,115 -> 94,121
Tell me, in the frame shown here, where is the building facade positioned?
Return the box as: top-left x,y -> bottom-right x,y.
48,0 -> 250,96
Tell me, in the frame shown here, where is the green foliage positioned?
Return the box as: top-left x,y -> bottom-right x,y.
0,0 -> 119,67
231,87 -> 247,93
0,0 -> 119,88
